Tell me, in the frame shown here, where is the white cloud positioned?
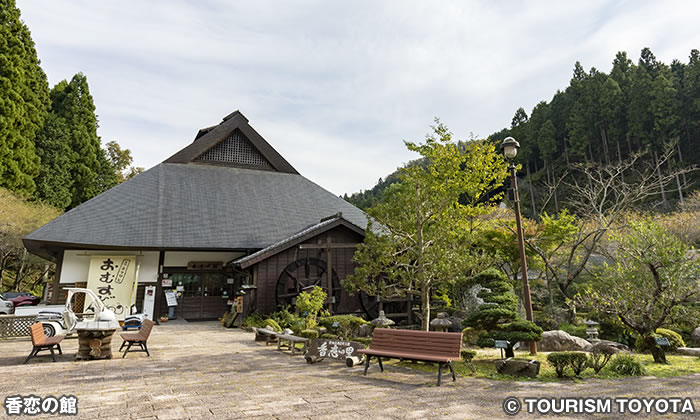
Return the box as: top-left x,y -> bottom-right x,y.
17,0 -> 700,196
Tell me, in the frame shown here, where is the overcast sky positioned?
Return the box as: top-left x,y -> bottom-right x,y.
17,0 -> 700,196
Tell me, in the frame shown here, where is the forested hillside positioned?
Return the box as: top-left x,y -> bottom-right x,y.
0,0 -> 142,293
0,0 -> 142,211
346,48 -> 699,217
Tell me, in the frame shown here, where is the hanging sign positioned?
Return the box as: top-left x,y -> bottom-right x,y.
86,256 -> 138,321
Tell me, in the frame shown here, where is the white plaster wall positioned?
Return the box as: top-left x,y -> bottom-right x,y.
60,250 -> 159,284
163,251 -> 244,267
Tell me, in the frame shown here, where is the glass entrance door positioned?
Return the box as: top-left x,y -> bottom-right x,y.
169,272 -> 228,320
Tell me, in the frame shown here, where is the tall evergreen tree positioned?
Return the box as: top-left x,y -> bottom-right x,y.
0,0 -> 50,195
33,113 -> 73,208
48,74 -> 116,208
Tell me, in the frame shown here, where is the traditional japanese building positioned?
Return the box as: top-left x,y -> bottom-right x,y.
24,111 -> 369,321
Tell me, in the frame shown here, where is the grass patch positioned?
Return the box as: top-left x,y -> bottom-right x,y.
392,348 -> 700,382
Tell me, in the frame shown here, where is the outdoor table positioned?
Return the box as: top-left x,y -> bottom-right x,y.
74,320 -> 120,360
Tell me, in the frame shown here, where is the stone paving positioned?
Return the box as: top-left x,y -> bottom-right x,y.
0,321 -> 698,419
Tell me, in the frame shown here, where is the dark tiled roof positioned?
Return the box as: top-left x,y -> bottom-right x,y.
24,163 -> 368,252
235,215 -> 364,268
164,110 -> 298,174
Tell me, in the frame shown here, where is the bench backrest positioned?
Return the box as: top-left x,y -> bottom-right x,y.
136,319 -> 155,340
370,328 -> 462,358
30,323 -> 46,346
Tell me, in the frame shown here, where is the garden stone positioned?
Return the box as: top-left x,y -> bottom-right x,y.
676,347 -> 700,357
356,324 -> 372,337
493,358 -> 540,377
539,330 -> 590,351
282,328 -> 294,335
691,327 -> 700,347
584,341 -> 628,354
448,317 -> 463,333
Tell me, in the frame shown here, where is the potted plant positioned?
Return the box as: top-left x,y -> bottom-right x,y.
159,314 -> 169,323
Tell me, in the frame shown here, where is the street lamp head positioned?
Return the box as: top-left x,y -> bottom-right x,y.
501,137 -> 520,160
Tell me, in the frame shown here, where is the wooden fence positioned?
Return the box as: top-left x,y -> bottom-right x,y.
0,315 -> 38,339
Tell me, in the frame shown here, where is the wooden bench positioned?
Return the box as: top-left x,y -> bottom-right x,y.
356,328 -> 462,386
276,334 -> 309,355
24,323 -> 65,364
254,327 -> 279,345
119,319 -> 155,358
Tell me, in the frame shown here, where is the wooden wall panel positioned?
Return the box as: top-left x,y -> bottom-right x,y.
253,225 -> 364,315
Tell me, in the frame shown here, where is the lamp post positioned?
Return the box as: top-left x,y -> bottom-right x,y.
501,137 -> 537,355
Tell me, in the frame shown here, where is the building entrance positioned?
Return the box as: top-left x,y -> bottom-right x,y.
169,272 -> 229,320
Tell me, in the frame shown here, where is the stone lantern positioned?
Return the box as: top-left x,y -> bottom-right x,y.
370,310 -> 395,328
584,319 -> 600,344
430,312 -> 452,332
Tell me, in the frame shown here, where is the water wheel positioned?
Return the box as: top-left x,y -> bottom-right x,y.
359,291 -> 413,322
276,257 -> 341,310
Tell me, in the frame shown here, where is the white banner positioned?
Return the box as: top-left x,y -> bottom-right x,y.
86,256 -> 139,321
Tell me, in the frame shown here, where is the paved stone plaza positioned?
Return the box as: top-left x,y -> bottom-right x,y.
0,322 -> 698,419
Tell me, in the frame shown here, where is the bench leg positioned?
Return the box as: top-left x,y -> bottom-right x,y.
377,357 -> 384,373
143,342 -> 150,357
448,361 -> 456,381
437,362 -> 443,386
56,344 -> 62,355
50,347 -> 57,362
122,342 -> 133,358
364,355 -> 371,375
24,347 -> 38,364
119,341 -> 126,352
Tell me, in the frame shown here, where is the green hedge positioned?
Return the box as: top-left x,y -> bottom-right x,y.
318,315 -> 368,339
635,328 -> 685,353
299,329 -> 319,340
546,352 -> 588,377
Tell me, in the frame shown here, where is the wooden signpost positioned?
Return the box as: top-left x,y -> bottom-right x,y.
304,338 -> 365,365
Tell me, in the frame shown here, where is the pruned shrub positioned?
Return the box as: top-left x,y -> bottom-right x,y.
242,311 -> 265,329
299,329 -> 319,340
320,333 -> 339,340
461,327 -> 482,346
461,349 -> 477,373
608,354 -> 646,376
262,318 -> 282,332
588,345 -> 616,374
569,352 -> 588,376
635,328 -> 685,353
352,337 -> 372,346
546,352 -> 573,378
319,315 -> 368,339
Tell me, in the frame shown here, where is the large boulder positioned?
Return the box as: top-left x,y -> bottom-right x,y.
691,327 -> 700,347
494,358 -> 540,377
539,330 -> 591,352
584,340 -> 629,354
676,347 -> 700,357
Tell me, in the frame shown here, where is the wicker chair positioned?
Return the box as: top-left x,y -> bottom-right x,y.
119,319 -> 155,358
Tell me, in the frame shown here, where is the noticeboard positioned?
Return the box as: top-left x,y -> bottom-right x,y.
164,290 -> 178,307
494,340 -> 509,349
655,337 -> 670,347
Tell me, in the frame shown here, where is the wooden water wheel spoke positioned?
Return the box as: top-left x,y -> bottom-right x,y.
276,257 -> 341,310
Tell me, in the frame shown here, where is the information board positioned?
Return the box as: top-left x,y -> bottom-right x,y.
164,290 -> 178,307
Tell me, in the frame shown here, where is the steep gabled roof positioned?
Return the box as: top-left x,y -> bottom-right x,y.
234,214 -> 364,269
164,110 -> 298,174
24,163 -> 367,256
23,111 -> 369,258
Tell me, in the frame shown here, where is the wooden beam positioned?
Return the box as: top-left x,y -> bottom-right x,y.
298,243 -> 359,250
